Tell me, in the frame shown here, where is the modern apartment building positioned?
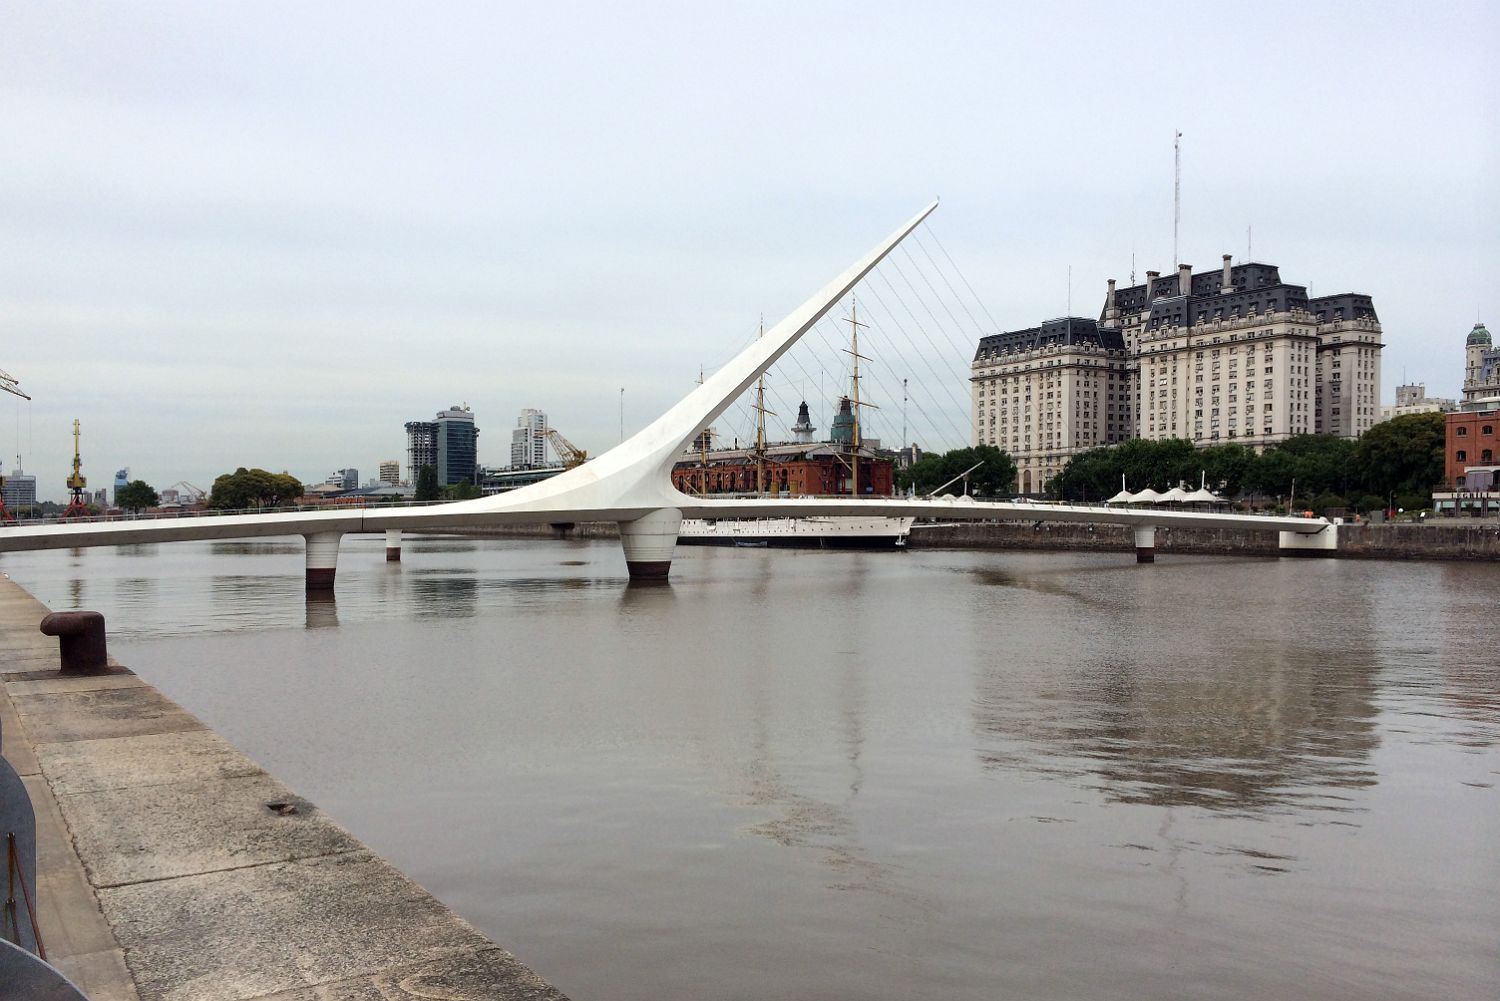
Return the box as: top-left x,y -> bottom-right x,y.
405,405 -> 480,486
510,408 -> 549,469
377,460 -> 400,486
972,255 -> 1384,493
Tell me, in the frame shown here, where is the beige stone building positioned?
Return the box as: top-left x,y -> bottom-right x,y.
971,318 -> 1132,495
971,255 -> 1383,493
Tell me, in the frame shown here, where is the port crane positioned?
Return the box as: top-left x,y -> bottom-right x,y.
544,428 -> 588,470
0,366 -> 31,523
60,419 -> 91,521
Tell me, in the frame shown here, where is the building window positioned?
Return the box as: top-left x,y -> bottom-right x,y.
1456,450 -> 1466,462
1484,425 -> 1494,435
1456,427 -> 1468,437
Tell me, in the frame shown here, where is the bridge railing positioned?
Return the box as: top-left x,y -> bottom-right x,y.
4,498 -> 454,528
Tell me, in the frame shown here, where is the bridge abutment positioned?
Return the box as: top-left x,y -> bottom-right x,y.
1279,524 -> 1338,557
384,528 -> 402,562
1134,526 -> 1156,563
304,532 -> 343,590
619,508 -> 682,581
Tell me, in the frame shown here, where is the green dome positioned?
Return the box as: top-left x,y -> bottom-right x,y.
1469,322 -> 1492,347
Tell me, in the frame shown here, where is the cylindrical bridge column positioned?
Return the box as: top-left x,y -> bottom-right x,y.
1134,525 -> 1157,563
304,532 -> 343,590
385,528 -> 402,562
618,508 -> 682,581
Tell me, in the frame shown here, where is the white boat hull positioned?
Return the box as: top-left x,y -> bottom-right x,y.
677,515 -> 913,549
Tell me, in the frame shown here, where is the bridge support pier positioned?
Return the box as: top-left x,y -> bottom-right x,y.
385,528 -> 402,562
1279,525 -> 1338,557
618,508 -> 681,581
304,532 -> 343,590
1134,526 -> 1156,563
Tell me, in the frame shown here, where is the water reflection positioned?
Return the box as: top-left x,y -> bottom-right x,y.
407,570 -> 479,618
305,592 -> 339,629
972,564 -> 1382,818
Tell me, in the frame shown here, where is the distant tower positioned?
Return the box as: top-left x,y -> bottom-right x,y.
1464,322 -> 1498,403
791,401 -> 817,443
829,396 -> 856,444
113,467 -> 129,505
378,459 -> 400,485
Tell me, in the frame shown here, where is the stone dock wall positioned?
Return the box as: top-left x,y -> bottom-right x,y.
906,520 -> 1500,560
0,576 -> 567,1001
445,519 -> 1500,561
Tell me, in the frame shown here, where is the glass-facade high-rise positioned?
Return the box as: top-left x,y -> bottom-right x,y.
405,405 -> 480,485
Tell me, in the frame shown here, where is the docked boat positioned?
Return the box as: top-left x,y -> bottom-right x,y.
678,514 -> 913,548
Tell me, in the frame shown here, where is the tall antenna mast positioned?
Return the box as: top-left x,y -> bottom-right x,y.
1173,130 -> 1182,266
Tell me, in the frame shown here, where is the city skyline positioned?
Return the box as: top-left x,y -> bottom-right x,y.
3,2 -> 1496,500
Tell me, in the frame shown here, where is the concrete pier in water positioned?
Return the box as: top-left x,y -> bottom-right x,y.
0,575 -> 566,1001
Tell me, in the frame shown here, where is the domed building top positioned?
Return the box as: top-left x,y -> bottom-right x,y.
1468,321 -> 1492,347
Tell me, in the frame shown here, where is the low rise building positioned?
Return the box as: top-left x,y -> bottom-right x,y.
1379,383 -> 1456,422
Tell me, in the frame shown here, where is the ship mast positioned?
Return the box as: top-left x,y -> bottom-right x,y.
843,298 -> 874,497
752,316 -> 775,496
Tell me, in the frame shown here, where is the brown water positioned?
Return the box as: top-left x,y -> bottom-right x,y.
4,538 -> 1497,1000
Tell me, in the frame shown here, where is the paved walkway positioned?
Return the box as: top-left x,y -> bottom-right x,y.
0,575 -> 567,1000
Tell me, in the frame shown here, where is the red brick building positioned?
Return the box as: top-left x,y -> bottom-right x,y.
671,444 -> 895,497
1445,409 -> 1499,488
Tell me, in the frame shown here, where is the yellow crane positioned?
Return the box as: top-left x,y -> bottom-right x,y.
61,419 -> 91,520
544,428 -> 588,469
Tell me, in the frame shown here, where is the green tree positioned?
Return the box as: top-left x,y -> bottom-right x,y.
115,479 -> 160,513
897,445 -> 1017,497
209,467 -> 304,509
443,479 -> 482,500
1244,435 -> 1357,500
413,464 -> 441,502
1352,412 -> 1446,503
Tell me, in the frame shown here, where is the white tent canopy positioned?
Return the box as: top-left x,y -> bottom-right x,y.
1184,487 -> 1222,504
1105,489 -> 1135,504
1159,486 -> 1190,503
1127,488 -> 1165,504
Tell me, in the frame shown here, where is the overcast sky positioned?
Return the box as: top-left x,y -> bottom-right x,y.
3,1 -> 1496,500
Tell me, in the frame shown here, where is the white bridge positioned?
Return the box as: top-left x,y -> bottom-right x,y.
0,202 -> 1336,586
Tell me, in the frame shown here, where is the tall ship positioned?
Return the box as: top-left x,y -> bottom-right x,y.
675,307 -> 914,549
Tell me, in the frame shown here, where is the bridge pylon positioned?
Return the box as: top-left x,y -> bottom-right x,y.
304,532 -> 342,591
618,508 -> 682,581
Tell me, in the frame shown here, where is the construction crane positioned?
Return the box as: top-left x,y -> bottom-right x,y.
544,428 -> 588,470
60,419 -> 91,521
0,366 -> 31,523
162,480 -> 208,504
0,367 -> 30,402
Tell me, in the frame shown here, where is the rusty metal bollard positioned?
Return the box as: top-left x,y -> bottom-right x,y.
38,611 -> 108,674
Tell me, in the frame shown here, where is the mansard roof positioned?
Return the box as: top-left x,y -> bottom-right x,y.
1100,261 -> 1377,327
974,317 -> 1126,361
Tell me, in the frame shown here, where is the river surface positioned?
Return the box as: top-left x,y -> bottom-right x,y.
3,537 -> 1497,1000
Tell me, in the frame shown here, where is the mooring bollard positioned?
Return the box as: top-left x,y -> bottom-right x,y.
38,611 -> 108,674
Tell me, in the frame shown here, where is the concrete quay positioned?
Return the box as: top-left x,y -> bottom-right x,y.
0,576 -> 567,1001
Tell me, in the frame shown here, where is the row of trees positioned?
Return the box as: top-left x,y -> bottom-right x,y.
1045,412 -> 1447,512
